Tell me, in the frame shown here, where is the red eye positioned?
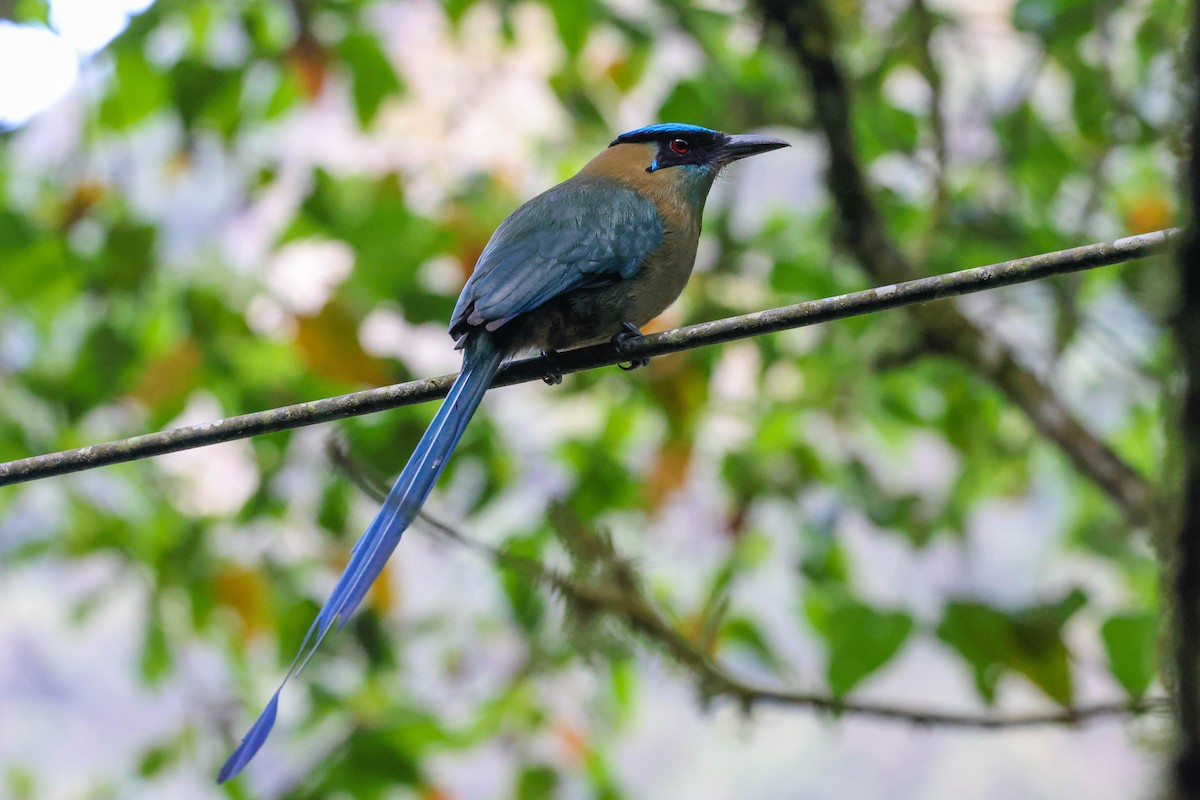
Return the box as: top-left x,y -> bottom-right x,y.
669,138 -> 690,154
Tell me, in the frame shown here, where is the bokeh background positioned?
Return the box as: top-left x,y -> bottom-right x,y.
0,0 -> 1185,797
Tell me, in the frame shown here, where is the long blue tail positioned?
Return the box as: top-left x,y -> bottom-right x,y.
218,332 -> 505,783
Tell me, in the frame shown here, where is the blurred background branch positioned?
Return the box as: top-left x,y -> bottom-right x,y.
331,437 -> 1168,731
756,0 -> 1161,531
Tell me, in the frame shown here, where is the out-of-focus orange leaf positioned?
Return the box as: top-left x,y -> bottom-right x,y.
295,301 -> 393,386
641,332 -> 705,510
58,179 -> 107,230
1124,192 -> 1174,234
676,612 -> 719,657
443,202 -> 490,284
287,32 -> 328,99
129,337 -> 202,410
419,787 -> 453,800
603,57 -> 626,83
214,566 -> 268,635
369,560 -> 396,613
644,438 -> 692,511
164,150 -> 192,182
553,722 -> 589,762
641,313 -> 678,336
607,55 -> 648,92
648,355 -> 707,434
329,548 -> 397,614
455,243 -> 485,284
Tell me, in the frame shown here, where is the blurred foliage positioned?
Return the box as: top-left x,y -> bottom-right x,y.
0,0 -> 1185,796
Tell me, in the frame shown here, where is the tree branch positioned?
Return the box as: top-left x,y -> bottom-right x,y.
328,439 -> 1168,730
755,0 -> 1163,530
1169,0 -> 1200,793
0,230 -> 1174,487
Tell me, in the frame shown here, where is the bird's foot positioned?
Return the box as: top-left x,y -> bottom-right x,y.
541,349 -> 564,385
612,322 -> 649,371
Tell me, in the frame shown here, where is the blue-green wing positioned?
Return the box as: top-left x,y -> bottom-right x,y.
450,178 -> 664,338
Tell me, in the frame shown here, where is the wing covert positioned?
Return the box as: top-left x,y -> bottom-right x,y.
450,178 -> 664,339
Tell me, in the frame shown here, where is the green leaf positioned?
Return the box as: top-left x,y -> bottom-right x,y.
338,31 -> 403,127
140,610 -> 171,685
808,593 -> 913,697
241,4 -> 294,53
721,616 -> 782,673
99,222 -> 156,291
317,481 -> 350,533
1012,0 -> 1094,40
516,764 -> 559,800
444,0 -> 476,23
10,1 -> 49,25
853,101 -> 920,156
937,590 -> 1086,705
296,726 -> 422,798
169,59 -> 243,137
546,0 -> 593,56
350,612 -> 397,670
799,538 -> 849,587
936,602 -> 1017,702
609,658 -> 636,717
137,743 -> 172,777
1101,612 -> 1157,698
99,48 -> 169,129
501,535 -> 546,632
1071,75 -> 1107,142
4,765 -> 36,800
264,62 -> 304,118
502,567 -> 546,633
827,601 -> 913,696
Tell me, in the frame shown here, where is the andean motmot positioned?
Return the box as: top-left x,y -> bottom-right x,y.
218,123 -> 788,781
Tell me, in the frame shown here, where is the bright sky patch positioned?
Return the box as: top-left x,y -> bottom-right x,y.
0,0 -> 155,127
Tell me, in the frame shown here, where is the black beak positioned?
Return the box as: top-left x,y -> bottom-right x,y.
719,133 -> 790,164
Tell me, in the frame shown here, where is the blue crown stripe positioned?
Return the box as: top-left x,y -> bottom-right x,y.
610,123 -> 720,146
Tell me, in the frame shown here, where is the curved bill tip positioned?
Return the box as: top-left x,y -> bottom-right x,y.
720,133 -> 790,164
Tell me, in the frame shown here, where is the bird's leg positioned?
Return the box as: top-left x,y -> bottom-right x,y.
612,322 -> 649,371
540,349 -> 564,385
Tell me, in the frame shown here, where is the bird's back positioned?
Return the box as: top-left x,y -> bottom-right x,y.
450,143 -> 714,353
450,174 -> 670,351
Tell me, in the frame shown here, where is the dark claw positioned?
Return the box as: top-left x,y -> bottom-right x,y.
541,349 -> 564,385
612,322 -> 650,371
612,321 -> 642,353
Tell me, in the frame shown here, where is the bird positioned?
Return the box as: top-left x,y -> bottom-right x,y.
218,123 -> 788,782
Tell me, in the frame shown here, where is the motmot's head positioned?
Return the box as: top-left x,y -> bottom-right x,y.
590,123 -> 788,208
611,123 -> 789,174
